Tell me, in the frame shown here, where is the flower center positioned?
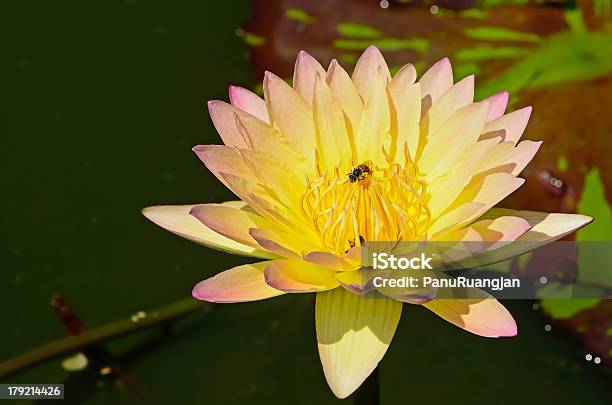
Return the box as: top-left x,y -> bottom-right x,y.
300,146 -> 431,254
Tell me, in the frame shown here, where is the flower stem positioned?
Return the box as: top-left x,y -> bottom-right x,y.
0,297 -> 208,380
353,366 -> 380,405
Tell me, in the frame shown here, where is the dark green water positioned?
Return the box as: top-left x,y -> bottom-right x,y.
1,1 -> 610,403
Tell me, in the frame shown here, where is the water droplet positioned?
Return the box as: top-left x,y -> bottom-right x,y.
544,324 -> 552,332
430,5 -> 439,14
537,170 -> 567,198
585,353 -> 593,361
594,357 -> 601,364
532,303 -> 540,310
99,366 -> 113,376
380,0 -> 389,9
62,352 -> 89,371
539,276 -> 548,284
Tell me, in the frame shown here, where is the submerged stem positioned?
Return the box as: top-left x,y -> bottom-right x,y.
0,297 -> 207,380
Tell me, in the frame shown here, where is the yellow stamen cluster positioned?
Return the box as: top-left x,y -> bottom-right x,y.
301,145 -> 431,254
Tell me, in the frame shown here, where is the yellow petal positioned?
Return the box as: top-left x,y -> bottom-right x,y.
142,204 -> 274,258
356,67 -> 390,166
424,297 -> 517,337
389,79 -> 420,162
316,288 -> 402,398
233,108 -> 309,174
425,75 -> 475,134
249,227 -> 303,259
334,270 -> 378,295
471,216 -> 532,243
351,45 -> 391,101
418,101 -> 490,180
453,172 -> 525,212
427,137 -> 500,218
304,250 -> 359,271
238,148 -> 306,208
193,261 -> 284,302
428,202 -> 488,237
293,50 -> 326,104
432,227 -> 485,266
313,73 -> 353,172
480,106 -> 532,144
390,63 -> 416,86
219,173 -> 312,234
192,145 -> 260,194
264,259 -> 339,292
228,85 -> 269,123
326,59 -> 363,136
241,183 -> 314,232
263,71 -> 316,162
189,203 -> 272,249
477,140 -> 542,176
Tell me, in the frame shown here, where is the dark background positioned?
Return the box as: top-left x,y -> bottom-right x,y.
1,1 -> 610,404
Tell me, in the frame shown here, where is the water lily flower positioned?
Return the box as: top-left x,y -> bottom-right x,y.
143,46 -> 592,398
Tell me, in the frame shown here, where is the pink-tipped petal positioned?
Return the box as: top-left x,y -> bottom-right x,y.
293,50 -> 326,104
501,210 -> 594,239
352,45 -> 391,100
425,298 -> 517,337
419,57 -> 453,110
207,100 -> 249,148
193,261 -> 285,303
228,85 -> 269,123
483,91 -> 509,122
475,209 -> 593,261
142,204 -> 273,258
